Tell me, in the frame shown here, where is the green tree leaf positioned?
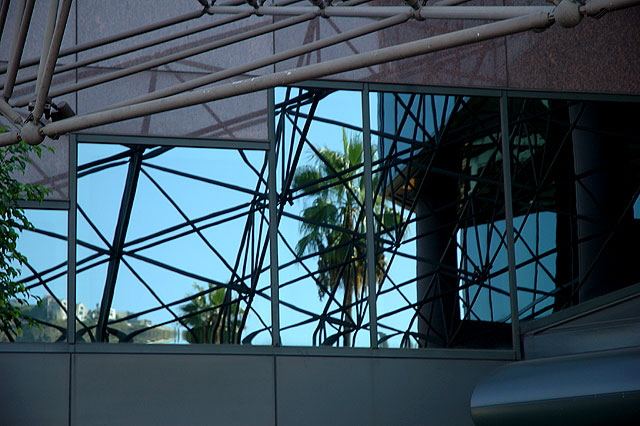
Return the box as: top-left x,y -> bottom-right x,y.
0,129 -> 51,341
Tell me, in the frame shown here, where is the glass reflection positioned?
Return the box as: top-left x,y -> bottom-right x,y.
76,142 -> 271,344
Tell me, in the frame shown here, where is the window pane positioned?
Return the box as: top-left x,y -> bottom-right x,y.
76,142 -> 271,344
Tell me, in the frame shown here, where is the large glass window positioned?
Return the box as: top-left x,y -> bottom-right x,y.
274,88 -> 372,347
2,209 -> 68,342
5,89 -> 638,351
372,93 -> 513,349
76,141 -> 271,344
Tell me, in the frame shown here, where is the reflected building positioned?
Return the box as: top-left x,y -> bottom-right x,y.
379,94 -> 640,350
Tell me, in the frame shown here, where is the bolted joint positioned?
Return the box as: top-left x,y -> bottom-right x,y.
554,0 -> 583,28
19,121 -> 45,146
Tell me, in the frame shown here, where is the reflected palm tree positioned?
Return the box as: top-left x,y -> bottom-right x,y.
181,284 -> 243,344
293,130 -> 400,346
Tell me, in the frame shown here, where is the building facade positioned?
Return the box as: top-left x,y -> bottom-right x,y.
1,0 -> 639,425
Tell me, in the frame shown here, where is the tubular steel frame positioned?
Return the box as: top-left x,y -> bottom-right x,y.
1,0 -> 639,145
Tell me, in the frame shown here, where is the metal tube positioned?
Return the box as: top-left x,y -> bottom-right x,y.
419,6 -> 554,19
499,93 -> 522,361
582,0 -> 640,15
0,0 -> 291,75
0,0 -> 10,43
0,98 -> 24,125
2,0 -> 357,91
15,11 -> 320,107
42,12 -> 552,137
362,85 -> 379,349
36,0 -> 59,95
7,16 -> 249,91
32,0 -> 72,122
204,5 -> 553,19
0,130 -> 20,146
0,9 -> 205,74
110,13 -> 410,109
3,0 -> 35,101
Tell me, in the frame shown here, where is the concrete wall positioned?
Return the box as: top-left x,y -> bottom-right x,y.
0,348 -> 508,426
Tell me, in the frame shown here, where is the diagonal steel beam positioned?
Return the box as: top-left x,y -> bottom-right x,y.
0,98 -> 23,125
0,7 -> 210,74
107,13 -> 409,109
3,0 -> 34,101
35,0 -> 59,95
41,12 -> 554,138
31,0 -> 72,122
11,12 -> 307,108
0,0 -> 10,44
95,148 -> 144,342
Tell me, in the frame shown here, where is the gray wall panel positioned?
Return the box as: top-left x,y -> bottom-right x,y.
276,356 -> 375,426
276,355 -> 507,426
0,349 -> 508,426
0,352 -> 70,426
371,358 -> 506,426
72,353 -> 276,426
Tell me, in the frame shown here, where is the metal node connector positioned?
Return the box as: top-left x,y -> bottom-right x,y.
554,0 -> 583,27
19,121 -> 45,146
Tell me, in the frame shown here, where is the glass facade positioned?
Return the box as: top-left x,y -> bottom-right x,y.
8,87 -> 639,352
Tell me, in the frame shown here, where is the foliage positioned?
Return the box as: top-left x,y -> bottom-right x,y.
181,283 -> 244,344
293,129 -> 401,346
0,125 -> 51,341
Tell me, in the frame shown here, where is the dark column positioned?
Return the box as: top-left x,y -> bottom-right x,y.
550,102 -> 579,311
416,162 -> 460,348
96,147 -> 144,342
570,102 -> 637,302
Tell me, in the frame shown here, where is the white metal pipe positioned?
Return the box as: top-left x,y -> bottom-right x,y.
582,0 -> 640,14
14,5 -> 555,107
32,0 -> 72,122
3,0 -> 35,100
0,9 -> 206,74
42,12 -> 552,138
0,0 -> 10,43
36,0 -> 60,95
109,13 -> 410,109
0,130 -> 20,146
204,4 -> 553,20
420,5 -> 554,19
0,0 -> 295,75
7,16 -> 250,90
12,2 -> 331,107
15,11 -> 320,107
0,98 -> 24,125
